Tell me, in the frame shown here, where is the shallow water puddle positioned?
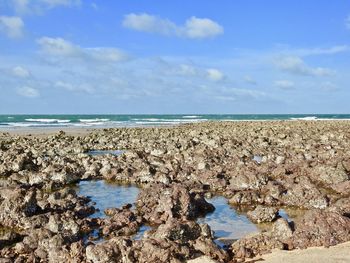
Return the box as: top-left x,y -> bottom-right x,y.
133,225 -> 152,240
87,150 -> 124,157
278,207 -> 305,223
76,180 -> 153,243
252,155 -> 263,163
278,209 -> 292,222
77,180 -> 139,218
198,196 -> 259,247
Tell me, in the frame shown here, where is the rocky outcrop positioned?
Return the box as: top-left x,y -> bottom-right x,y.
1,121 -> 350,262
136,183 -> 214,224
290,210 -> 350,249
247,205 -> 279,223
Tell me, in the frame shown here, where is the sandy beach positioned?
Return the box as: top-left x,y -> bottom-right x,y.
251,241 -> 350,263
1,121 -> 350,262
189,241 -> 350,263
0,127 -> 102,137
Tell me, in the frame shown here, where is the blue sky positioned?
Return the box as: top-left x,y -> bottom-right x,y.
0,0 -> 349,114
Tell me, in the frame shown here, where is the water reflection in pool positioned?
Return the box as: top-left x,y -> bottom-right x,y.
87,150 -> 124,156
77,180 -> 139,218
198,196 -> 259,242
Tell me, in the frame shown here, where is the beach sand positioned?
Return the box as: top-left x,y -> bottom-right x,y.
0,127 -> 95,137
250,241 -> 350,263
188,242 -> 350,263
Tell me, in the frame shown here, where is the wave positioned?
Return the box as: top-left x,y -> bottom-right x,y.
132,118 -> 206,122
79,118 -> 110,123
73,122 -> 110,127
182,115 -> 200,118
25,118 -> 71,123
131,118 -> 161,121
290,116 -> 318,121
4,122 -> 71,127
134,119 -> 207,125
135,121 -> 182,125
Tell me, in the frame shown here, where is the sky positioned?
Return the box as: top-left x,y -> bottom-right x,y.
0,0 -> 349,114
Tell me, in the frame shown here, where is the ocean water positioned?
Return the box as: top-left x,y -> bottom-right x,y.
0,114 -> 349,128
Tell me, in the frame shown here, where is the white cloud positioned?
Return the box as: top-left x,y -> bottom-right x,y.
299,45 -> 350,56
16,86 -> 40,97
122,13 -> 223,39
0,16 -> 24,38
274,80 -> 295,90
275,56 -> 334,76
183,17 -> 223,39
11,0 -> 80,14
87,48 -> 129,62
122,13 -> 176,35
345,15 -> 350,29
12,66 -> 30,78
37,37 -> 80,56
206,68 -> 224,81
37,37 -> 129,62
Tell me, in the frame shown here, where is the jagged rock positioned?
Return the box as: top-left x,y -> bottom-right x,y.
136,183 -> 214,224
247,206 -> 279,223
271,218 -> 293,241
291,210 -> 350,249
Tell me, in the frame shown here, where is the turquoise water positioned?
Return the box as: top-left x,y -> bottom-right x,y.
0,114 -> 349,128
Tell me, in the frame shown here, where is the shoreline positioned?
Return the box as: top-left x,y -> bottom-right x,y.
1,119 -> 350,137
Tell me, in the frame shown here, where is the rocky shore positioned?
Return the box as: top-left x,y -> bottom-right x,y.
1,120 -> 350,262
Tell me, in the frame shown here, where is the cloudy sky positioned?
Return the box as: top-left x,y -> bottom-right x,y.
0,0 -> 349,114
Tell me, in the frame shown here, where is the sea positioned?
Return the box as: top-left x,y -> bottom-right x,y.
0,114 -> 349,129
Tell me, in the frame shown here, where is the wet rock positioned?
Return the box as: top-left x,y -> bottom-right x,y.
247,206 -> 279,223
137,183 -> 214,224
193,237 -> 229,263
230,233 -> 285,259
101,207 -> 141,238
291,210 -> 350,249
152,219 -> 202,243
133,238 -> 191,263
86,237 -> 133,263
228,191 -> 263,206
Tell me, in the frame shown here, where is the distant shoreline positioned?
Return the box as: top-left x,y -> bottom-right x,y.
1,114 -> 350,130
1,119 -> 350,137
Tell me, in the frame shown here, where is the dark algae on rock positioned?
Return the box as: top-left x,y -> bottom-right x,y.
1,120 -> 350,262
